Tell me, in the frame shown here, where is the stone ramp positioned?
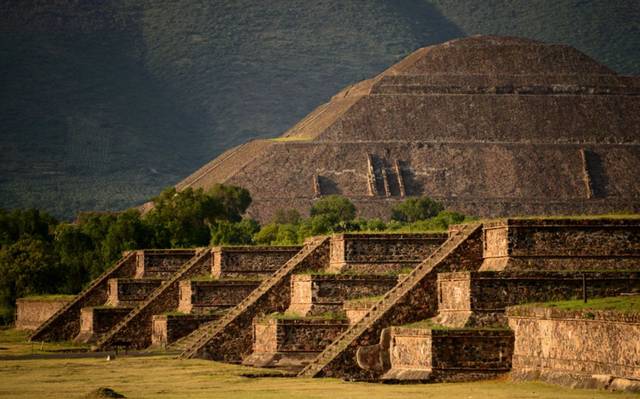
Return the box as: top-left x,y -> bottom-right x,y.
94,249 -> 211,350
179,237 -> 330,361
30,251 -> 138,342
298,223 -> 483,380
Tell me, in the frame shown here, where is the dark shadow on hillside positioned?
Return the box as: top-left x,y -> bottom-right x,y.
387,0 -> 466,52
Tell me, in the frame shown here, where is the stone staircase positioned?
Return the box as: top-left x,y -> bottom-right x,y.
30,251 -> 138,342
94,248 -> 211,350
298,223 -> 483,379
178,237 -> 330,361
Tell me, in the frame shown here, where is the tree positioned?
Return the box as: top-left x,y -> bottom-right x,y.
53,224 -> 95,293
273,209 -> 302,225
208,184 -> 252,223
391,197 -> 445,222
0,238 -> 61,312
310,195 -> 356,225
210,219 -> 259,245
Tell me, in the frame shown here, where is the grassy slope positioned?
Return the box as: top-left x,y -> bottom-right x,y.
1,0 -> 639,218
0,355 -> 638,399
527,295 -> 640,312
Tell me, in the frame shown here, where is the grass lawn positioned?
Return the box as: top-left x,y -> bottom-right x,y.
0,328 -> 638,398
2,355 -> 640,399
526,296 -> 640,313
0,329 -> 88,356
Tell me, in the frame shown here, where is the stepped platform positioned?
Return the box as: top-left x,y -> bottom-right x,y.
287,274 -> 399,316
106,278 -> 163,307
435,271 -> 640,328
30,249 -> 200,342
212,246 -> 301,278
343,297 -> 381,324
381,325 -> 514,382
480,219 -> 640,271
75,306 -> 134,344
178,279 -> 263,314
244,317 -> 350,371
328,233 -> 447,274
151,313 -> 222,348
135,249 -> 196,278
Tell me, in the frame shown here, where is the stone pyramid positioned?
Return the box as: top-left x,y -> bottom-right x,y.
175,35 -> 640,221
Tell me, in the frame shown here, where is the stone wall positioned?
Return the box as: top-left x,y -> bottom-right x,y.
313,225 -> 484,380
288,274 -> 398,316
76,307 -> 133,343
480,219 -> 640,271
30,251 -> 138,342
212,246 -> 301,278
328,233 -> 447,274
246,317 -> 349,369
98,251 -> 211,350
107,278 -> 163,306
383,326 -> 514,382
15,297 -> 72,330
151,314 -> 220,347
507,306 -> 640,392
195,238 -> 330,362
436,271 -> 640,327
178,280 -> 262,314
135,249 -> 196,278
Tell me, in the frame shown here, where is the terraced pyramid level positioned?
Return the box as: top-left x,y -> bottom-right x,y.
174,35 -> 640,222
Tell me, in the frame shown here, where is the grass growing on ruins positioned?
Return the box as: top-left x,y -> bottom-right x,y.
532,295 -> 640,313
17,295 -> 75,302
267,311 -> 348,321
1,353 -> 639,399
400,319 -> 509,331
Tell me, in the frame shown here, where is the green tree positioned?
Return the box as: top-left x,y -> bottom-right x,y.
0,238 -> 61,314
391,197 -> 445,222
208,184 -> 252,223
273,209 -> 302,225
53,224 -> 95,293
210,219 -> 259,245
310,195 -> 356,225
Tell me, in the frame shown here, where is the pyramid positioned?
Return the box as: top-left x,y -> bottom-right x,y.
175,35 -> 640,221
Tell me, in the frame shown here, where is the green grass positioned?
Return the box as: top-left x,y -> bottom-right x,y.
0,354 -> 637,399
525,295 -> 640,313
344,295 -> 384,306
400,319 -> 509,331
17,295 -> 75,302
0,328 -> 89,356
266,311 -> 347,321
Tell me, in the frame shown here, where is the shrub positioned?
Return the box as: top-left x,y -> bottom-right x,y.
391,197 -> 444,222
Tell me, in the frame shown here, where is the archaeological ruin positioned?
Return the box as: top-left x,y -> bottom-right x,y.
167,35 -> 640,222
25,36 -> 640,393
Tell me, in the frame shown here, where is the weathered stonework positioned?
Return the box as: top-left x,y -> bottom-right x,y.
106,278 -> 163,307
328,233 -> 447,274
15,297 -> 73,330
287,274 -> 398,316
29,251 -> 138,342
244,318 -> 349,370
184,238 -> 330,362
75,306 -> 133,343
178,279 -> 262,314
211,246 -> 301,278
436,271 -> 640,327
382,327 -> 514,382
343,298 -> 380,324
480,219 -> 640,271
135,249 -> 196,278
151,314 -> 221,347
507,306 -> 640,392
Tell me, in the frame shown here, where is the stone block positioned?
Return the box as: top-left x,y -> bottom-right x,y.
287,274 -> 398,316
328,233 -> 447,274
75,306 -> 133,343
15,297 -> 73,330
177,279 -> 262,314
106,278 -> 163,307
134,249 -> 196,278
211,246 -> 301,279
151,314 -> 221,347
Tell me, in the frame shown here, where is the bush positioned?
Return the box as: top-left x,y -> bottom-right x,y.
210,219 -> 259,245
310,195 -> 356,225
391,197 -> 445,222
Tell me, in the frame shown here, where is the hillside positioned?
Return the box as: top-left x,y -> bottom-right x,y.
1,0 -> 639,218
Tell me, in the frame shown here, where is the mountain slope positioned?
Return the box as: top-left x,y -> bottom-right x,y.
1,0 -> 638,218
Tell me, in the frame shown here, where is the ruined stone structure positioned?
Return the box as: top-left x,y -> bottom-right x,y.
15,296 -> 73,330
30,218 -> 640,392
173,36 -> 640,222
507,306 -> 640,392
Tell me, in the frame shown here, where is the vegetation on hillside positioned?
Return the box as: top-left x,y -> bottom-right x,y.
1,1 -> 639,218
